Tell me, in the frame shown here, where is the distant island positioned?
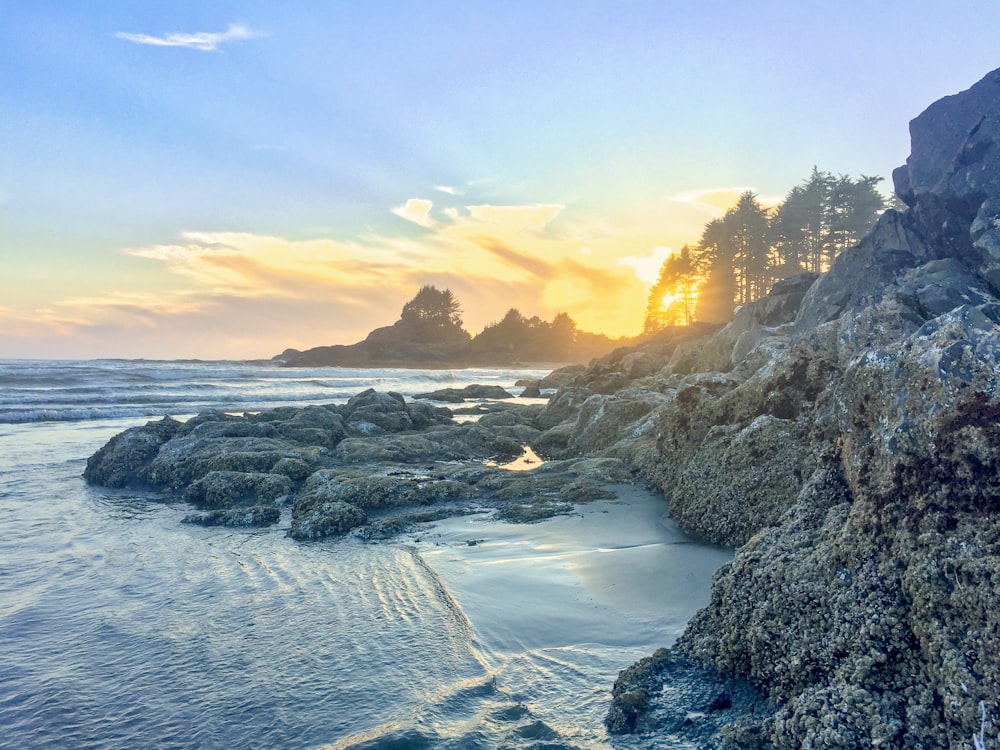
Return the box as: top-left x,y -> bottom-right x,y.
274,285 -> 630,367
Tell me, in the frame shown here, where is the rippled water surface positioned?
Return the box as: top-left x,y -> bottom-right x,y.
0,361 -> 728,748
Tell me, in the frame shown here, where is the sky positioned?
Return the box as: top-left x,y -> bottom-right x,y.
3,1 -> 1000,360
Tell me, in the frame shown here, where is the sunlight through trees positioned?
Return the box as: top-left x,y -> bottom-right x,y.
644,169 -> 890,331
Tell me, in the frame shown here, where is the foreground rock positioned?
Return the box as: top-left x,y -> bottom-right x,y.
85,389 -> 633,543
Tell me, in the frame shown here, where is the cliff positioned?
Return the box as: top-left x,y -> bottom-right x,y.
540,68 -> 1000,747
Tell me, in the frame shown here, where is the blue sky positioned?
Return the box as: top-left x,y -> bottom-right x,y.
3,1 -> 1000,358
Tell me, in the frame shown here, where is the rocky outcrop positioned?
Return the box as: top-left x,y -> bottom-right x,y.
589,68 -> 1000,748
85,387 -> 634,543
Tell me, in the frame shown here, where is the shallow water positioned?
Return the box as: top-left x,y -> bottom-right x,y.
0,361 -> 730,748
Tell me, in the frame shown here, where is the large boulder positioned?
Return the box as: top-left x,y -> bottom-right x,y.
83,416 -> 182,487
893,67 -> 1000,287
337,388 -> 452,434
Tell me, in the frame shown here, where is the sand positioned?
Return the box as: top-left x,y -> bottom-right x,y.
413,483 -> 732,741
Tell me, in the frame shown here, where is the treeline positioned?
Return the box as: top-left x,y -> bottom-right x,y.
389,285 -> 615,361
645,169 -> 893,330
280,285 -> 620,367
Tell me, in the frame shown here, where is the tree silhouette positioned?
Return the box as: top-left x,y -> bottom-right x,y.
644,245 -> 697,330
396,285 -> 469,343
473,308 -> 578,360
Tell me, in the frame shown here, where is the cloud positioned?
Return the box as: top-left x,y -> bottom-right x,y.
18,194 -> 693,358
392,198 -> 438,229
669,187 -> 784,215
617,246 -> 673,285
470,238 -> 556,280
669,187 -> 753,214
464,204 -> 564,233
435,185 -> 459,195
115,23 -> 262,52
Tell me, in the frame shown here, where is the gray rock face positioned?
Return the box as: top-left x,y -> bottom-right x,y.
893,67 -> 1000,287
794,208 -> 934,330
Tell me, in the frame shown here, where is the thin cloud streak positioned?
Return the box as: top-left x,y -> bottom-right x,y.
115,23 -> 262,52
470,237 -> 556,280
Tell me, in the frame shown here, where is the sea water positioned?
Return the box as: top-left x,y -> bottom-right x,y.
0,359 -> 730,749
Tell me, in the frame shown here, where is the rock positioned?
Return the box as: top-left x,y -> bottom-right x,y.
565,390 -> 671,456
794,208 -> 934,331
893,67 -> 1000,286
340,389 -> 414,434
894,257 -> 996,321
536,363 -> 586,388
184,470 -> 293,508
413,384 -> 514,402
334,423 -> 523,464
609,70 -> 1000,750
606,647 -> 765,740
83,416 -> 182,487
289,500 -> 367,540
534,386 -> 593,430
687,273 -> 818,372
146,434 -> 292,487
297,472 -> 422,510
182,505 -> 281,528
662,415 -> 813,547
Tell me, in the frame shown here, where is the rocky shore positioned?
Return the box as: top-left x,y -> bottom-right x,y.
85,69 -> 1000,748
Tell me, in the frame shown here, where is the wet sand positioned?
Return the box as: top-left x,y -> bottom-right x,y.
418,484 -> 731,650
414,484 -> 732,742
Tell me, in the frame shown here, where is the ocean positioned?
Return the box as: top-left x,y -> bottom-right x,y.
0,359 -> 730,749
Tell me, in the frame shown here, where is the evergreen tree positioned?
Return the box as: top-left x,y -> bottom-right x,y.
770,168 -> 886,275
694,263 -> 738,324
643,168 -> 888,330
644,245 -> 697,330
396,285 -> 469,343
726,190 -> 771,304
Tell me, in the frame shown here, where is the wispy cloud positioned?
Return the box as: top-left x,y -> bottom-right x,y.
435,185 -> 459,196
669,187 -> 783,214
617,246 -> 673,285
115,23 -> 262,52
470,238 -> 556,280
